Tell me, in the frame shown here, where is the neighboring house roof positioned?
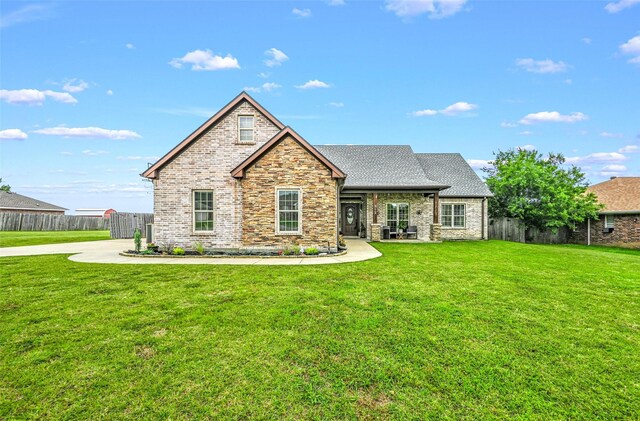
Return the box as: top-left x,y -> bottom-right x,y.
0,191 -> 67,212
315,145 -> 449,190
416,153 -> 493,197
588,177 -> 640,213
75,208 -> 116,216
231,127 -> 346,179
142,91 -> 285,179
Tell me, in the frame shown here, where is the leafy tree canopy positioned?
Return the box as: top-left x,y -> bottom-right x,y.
484,149 -> 602,230
0,178 -> 10,192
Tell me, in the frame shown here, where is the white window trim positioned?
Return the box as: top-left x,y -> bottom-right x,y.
386,202 -> 410,230
238,115 -> 255,144
441,203 -> 466,229
275,187 -> 303,235
192,189 -> 215,233
604,214 -> 614,229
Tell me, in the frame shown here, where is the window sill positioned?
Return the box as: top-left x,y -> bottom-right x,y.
276,232 -> 302,236
192,231 -> 216,235
236,141 -> 256,145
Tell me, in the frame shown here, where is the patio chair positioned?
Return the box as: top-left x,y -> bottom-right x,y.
382,225 -> 390,239
406,225 -> 418,239
388,225 -> 397,239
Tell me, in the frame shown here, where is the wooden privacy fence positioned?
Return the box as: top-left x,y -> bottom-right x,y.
489,217 -> 569,244
109,212 -> 154,239
0,213 -> 110,231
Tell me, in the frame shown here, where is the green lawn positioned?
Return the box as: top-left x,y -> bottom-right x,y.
0,230 -> 111,248
1,241 -> 638,419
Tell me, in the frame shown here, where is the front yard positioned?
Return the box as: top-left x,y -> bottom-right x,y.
1,241 -> 638,418
0,230 -> 111,248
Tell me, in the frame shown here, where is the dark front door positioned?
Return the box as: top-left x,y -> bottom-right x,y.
342,204 -> 359,236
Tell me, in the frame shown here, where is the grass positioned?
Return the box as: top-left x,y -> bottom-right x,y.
1,241 -> 639,419
0,230 -> 111,248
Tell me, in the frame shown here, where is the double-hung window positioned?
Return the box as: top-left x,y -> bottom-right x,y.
193,190 -> 214,231
604,215 -> 614,229
441,203 -> 465,228
238,116 -> 255,143
277,188 -> 301,234
387,203 -> 409,231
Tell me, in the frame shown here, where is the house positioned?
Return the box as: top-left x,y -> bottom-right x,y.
570,177 -> 640,246
0,191 -> 67,215
142,92 -> 492,251
75,208 -> 117,218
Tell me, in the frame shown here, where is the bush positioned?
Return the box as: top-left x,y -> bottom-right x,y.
305,247 -> 319,255
193,241 -> 205,255
160,243 -> 174,255
282,244 -> 301,256
172,247 -> 185,256
133,228 -> 142,253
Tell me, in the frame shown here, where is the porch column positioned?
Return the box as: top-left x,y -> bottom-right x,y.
371,193 -> 381,242
430,191 -> 442,242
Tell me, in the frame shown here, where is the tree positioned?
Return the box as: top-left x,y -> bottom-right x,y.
0,178 -> 10,192
484,149 -> 602,231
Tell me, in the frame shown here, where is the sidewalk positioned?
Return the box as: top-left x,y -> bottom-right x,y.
0,238 -> 381,265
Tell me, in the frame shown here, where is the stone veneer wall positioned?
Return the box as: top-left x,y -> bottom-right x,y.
569,214 -> 640,245
241,136 -> 338,249
365,194 -> 487,241
439,197 -> 486,240
152,101 -> 281,249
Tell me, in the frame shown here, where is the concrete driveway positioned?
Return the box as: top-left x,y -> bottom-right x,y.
0,239 -> 381,265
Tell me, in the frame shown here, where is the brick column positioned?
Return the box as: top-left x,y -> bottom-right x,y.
370,223 -> 381,242
430,223 -> 442,242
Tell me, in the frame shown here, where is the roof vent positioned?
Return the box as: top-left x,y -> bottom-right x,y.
610,176 -> 617,179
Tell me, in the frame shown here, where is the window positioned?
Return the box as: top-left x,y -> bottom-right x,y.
604,215 -> 614,229
277,189 -> 301,234
387,203 -> 409,231
193,190 -> 214,231
238,116 -> 255,143
441,203 -> 465,228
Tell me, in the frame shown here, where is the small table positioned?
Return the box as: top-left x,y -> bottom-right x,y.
397,231 -> 405,240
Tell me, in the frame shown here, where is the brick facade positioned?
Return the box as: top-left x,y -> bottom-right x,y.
241,136 -> 338,250
569,214 -> 640,246
152,101 -> 281,249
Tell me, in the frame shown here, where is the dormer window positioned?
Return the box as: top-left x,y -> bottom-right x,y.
238,116 -> 255,143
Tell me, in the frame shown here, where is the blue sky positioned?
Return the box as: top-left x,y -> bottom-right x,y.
1,0 -> 639,213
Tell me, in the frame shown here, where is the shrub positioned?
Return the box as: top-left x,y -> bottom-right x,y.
160,243 -> 175,255
172,247 -> 185,256
282,244 -> 301,256
193,241 -> 205,255
133,228 -> 142,253
305,247 -> 319,255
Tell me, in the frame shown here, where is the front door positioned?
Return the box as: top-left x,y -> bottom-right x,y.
342,204 -> 359,236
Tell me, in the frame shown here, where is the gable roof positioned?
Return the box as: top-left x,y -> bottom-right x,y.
416,153 -> 493,197
231,127 -> 346,179
588,177 -> 640,213
314,145 -> 448,190
0,191 -> 67,212
142,91 -> 285,179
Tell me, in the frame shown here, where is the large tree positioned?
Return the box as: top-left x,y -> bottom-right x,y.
0,178 -> 10,192
484,149 -> 601,230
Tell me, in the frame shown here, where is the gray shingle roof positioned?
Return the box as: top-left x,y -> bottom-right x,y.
416,153 -> 493,197
314,145 -> 448,189
0,191 -> 67,212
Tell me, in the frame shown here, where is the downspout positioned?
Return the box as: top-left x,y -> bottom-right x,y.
481,197 -> 486,240
587,218 -> 591,246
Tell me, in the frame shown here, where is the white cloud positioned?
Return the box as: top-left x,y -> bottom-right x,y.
33,127 -> 141,140
82,150 -> 108,156
60,151 -> 73,156
582,37 -> 592,45
296,79 -> 331,89
565,152 -> 627,164
126,43 -> 135,49
0,129 -> 28,140
0,3 -> 53,28
618,145 -> 640,153
467,159 -> 491,169
518,144 -> 536,151
170,49 -> 240,71
257,72 -> 270,79
600,131 -> 624,138
519,111 -> 588,125
116,155 -> 160,161
501,122 -> 518,128
605,0 -> 640,13
519,131 -> 534,136
292,8 -> 312,18
412,101 -> 478,117
329,102 -> 344,108
619,35 -> 640,65
515,58 -> 569,74
564,79 -> 572,85
106,89 -> 114,96
264,48 -> 289,67
244,82 -> 282,93
598,164 -> 628,177
0,89 -> 77,105
328,0 -> 346,5
385,0 -> 467,19
62,79 -> 89,93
